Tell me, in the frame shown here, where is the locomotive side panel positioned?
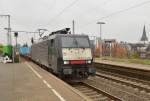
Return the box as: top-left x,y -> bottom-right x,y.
31,44 -> 37,62
38,40 -> 49,67
48,39 -> 58,73
31,40 -> 49,67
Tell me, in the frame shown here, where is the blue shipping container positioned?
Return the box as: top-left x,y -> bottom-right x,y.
19,47 -> 30,55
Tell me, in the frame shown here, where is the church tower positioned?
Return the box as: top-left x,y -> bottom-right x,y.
140,25 -> 148,44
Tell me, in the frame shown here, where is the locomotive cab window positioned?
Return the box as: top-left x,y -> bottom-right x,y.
76,37 -> 89,48
61,37 -> 90,48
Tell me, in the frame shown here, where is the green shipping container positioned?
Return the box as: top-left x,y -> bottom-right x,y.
3,45 -> 12,57
0,45 -> 3,55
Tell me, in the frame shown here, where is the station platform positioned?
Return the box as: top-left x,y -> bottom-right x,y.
0,61 -> 89,101
94,59 -> 150,71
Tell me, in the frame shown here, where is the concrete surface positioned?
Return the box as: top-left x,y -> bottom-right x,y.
0,61 -> 89,101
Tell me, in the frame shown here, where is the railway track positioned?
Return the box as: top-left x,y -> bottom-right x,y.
72,73 -> 150,101
85,76 -> 150,101
72,82 -> 121,101
96,71 -> 150,92
94,62 -> 150,92
72,65 -> 150,101
88,62 -> 150,101
93,62 -> 150,82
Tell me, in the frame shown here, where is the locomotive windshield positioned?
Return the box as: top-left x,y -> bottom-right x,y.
61,37 -> 90,48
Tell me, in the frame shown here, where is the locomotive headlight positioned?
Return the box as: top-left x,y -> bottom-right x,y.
87,60 -> 91,64
64,61 -> 69,64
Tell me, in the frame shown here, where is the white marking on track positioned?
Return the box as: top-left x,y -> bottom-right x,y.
25,62 -> 66,101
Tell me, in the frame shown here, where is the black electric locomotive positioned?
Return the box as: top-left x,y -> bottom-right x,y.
31,28 -> 96,81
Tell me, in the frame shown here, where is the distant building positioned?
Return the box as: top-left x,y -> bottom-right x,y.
129,43 -> 148,58
129,43 -> 145,52
103,39 -> 116,57
146,43 -> 150,59
94,39 -> 129,58
146,43 -> 150,52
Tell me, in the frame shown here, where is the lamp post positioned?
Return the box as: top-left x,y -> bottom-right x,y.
97,22 -> 105,57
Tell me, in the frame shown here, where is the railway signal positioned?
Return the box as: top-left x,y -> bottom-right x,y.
14,32 -> 18,47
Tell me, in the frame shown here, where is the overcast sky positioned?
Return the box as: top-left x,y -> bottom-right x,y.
0,0 -> 150,45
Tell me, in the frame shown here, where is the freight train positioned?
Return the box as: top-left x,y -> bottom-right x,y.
29,28 -> 96,82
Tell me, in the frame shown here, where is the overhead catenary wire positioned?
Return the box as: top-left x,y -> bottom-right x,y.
47,0 -> 79,25
103,0 -> 114,5
76,0 -> 114,19
79,0 -> 150,29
